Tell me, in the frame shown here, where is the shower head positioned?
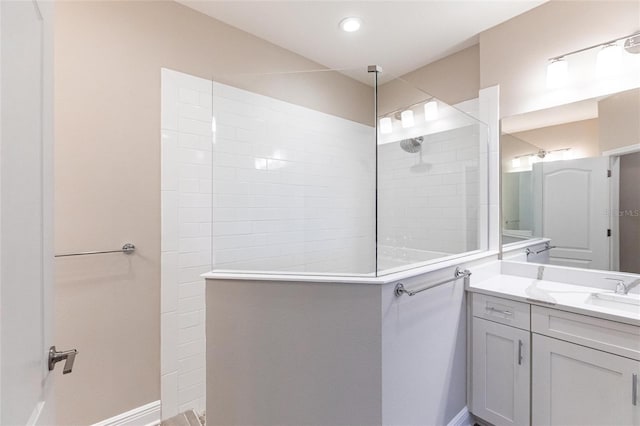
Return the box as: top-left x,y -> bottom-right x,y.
399,136 -> 424,153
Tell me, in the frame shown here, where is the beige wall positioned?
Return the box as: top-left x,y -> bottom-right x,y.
378,45 -> 480,114
511,119 -> 600,160
599,88 -> 640,153
54,1 -> 371,424
480,0 -> 640,118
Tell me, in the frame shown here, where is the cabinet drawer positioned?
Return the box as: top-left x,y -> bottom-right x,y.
531,306 -> 640,361
472,293 -> 530,330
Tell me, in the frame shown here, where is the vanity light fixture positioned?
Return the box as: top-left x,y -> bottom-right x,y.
624,33 -> 640,54
528,155 -> 540,166
400,110 -> 415,128
339,17 -> 362,33
596,43 -> 623,77
379,117 -> 393,134
547,31 -> 640,87
511,152 -> 542,167
424,100 -> 439,121
546,58 -> 568,88
515,148 -> 571,167
379,98 -> 441,133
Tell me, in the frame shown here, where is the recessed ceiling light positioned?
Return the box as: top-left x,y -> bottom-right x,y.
339,17 -> 362,33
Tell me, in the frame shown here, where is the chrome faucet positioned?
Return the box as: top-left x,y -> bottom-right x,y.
623,278 -> 640,295
606,278 -> 640,295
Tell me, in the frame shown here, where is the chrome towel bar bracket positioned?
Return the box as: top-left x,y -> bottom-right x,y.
525,242 -> 556,256
55,243 -> 136,258
394,266 -> 472,297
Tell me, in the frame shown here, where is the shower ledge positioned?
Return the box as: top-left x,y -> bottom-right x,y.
202,249 -> 498,285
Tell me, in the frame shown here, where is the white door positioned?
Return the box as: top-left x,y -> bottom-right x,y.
1,1 -> 58,425
471,318 -> 530,426
533,334 -> 640,426
532,157 -> 610,269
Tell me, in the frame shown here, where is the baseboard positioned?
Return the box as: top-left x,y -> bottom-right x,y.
447,406 -> 473,426
92,400 -> 161,426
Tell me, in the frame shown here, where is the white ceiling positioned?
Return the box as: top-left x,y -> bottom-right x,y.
177,0 -> 547,84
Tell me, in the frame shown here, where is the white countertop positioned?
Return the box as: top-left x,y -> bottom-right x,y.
467,274 -> 640,327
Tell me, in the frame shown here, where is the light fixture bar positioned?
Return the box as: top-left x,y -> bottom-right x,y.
513,148 -> 571,160
549,31 -> 640,61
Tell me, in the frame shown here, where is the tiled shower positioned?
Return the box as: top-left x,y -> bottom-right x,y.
160,67 -> 487,418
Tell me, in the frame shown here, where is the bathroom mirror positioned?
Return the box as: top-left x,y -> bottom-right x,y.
501,88 -> 640,275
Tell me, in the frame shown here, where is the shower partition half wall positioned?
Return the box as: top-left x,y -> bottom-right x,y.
160,67 -> 489,418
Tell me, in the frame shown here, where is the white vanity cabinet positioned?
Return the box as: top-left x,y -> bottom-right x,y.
531,306 -> 640,426
471,294 -> 531,426
470,292 -> 640,426
532,334 -> 640,426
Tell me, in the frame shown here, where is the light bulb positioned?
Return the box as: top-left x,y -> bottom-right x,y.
547,58 -> 568,88
424,101 -> 438,121
339,17 -> 362,33
400,110 -> 414,128
512,158 -> 521,168
379,117 -> 392,134
562,149 -> 572,160
596,43 -> 622,77
528,155 -> 539,166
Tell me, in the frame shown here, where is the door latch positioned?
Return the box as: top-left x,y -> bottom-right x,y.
48,346 -> 77,374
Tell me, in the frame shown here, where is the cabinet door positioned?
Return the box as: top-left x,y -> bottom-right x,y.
472,317 -> 530,426
533,334 -> 640,426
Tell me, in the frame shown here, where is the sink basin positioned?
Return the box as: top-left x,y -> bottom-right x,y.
585,293 -> 640,315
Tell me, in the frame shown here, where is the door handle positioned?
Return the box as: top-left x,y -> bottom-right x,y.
48,346 -> 77,374
633,373 -> 637,406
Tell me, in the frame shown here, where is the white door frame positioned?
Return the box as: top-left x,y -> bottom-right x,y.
603,144 -> 640,272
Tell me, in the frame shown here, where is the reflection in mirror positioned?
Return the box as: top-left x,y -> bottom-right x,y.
377,76 -> 488,274
501,88 -> 640,274
501,133 -> 537,243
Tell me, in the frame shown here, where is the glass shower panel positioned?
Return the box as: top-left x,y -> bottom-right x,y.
209,68 -> 376,276
376,75 -> 489,274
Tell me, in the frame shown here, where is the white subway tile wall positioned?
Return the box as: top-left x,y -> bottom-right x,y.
208,77 -> 376,274
161,69 -> 212,417
377,125 -> 481,270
